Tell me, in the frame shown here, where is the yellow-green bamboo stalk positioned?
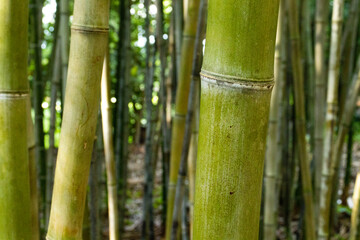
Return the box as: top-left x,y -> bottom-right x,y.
47,0 -> 110,238
318,1 -> 344,239
350,173 -> 360,240
0,0 -> 32,238
192,0 -> 280,239
27,98 -> 40,240
101,49 -> 119,240
286,0 -> 316,239
314,0 -> 329,217
60,0 -> 69,99
263,1 -> 286,238
166,0 -> 200,238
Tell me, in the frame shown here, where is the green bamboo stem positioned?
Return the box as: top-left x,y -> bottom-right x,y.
170,0 -> 205,238
263,2 -> 286,238
0,0 -> 32,238
31,0 -> 46,227
46,35 -> 61,226
314,0 -> 329,217
60,0 -> 69,101
339,0 -> 359,118
318,1 -> 344,238
286,0 -> 316,239
166,0 -> 201,238
192,0 -> 279,239
115,0 -> 131,236
46,0 -> 110,238
301,0 -> 315,147
101,50 -> 119,240
350,173 -> 360,240
27,97 -> 40,240
174,0 -> 184,81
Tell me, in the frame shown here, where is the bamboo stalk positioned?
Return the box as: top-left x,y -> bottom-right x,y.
46,34 -> 61,226
47,0 -> 110,238
170,0 -> 205,238
101,50 -> 119,240
166,0 -> 201,238
28,96 -> 40,240
286,0 -> 316,238
318,1 -> 344,238
314,0 -> 329,217
0,0 -> 32,238
350,173 -> 360,240
263,2 -> 286,238
341,122 -> 353,205
60,0 -> 69,101
115,0 -> 131,236
192,0 -> 280,238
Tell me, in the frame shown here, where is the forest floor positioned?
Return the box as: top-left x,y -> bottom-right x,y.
100,143 -> 360,240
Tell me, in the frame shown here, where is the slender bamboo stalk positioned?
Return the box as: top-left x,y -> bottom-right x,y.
339,0 -> 359,118
101,50 -> 119,240
28,96 -> 40,240
263,2 -> 286,238
0,0 -> 32,238
286,0 -> 316,238
314,0 -> 329,217
318,1 -> 344,238
142,0 -> 155,237
115,0 -> 131,236
31,0 -> 46,227
60,0 -> 69,102
170,0 -> 205,238
350,173 -> 360,240
192,0 -> 280,238
47,0 -> 110,238
166,0 -> 201,238
46,34 -> 61,226
341,122 -> 353,205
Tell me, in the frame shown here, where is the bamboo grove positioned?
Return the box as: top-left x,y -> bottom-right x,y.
4,0 -> 360,239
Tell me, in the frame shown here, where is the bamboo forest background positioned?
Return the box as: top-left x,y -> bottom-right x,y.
7,0 -> 360,239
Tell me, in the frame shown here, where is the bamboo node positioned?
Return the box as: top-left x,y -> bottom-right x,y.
201,70 -> 274,91
71,24 -> 109,34
0,91 -> 29,99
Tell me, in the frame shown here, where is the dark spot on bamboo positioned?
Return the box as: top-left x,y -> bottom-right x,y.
230,191 -> 235,195
229,125 -> 233,128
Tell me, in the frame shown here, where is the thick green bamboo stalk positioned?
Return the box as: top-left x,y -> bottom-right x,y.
286,0 -> 316,239
314,0 -> 329,216
166,0 -> 200,238
47,0 -> 110,238
350,173 -> 360,240
318,1 -> 344,238
192,0 -> 279,239
101,50 -> 119,240
27,97 -> 40,240
263,2 -> 286,238
0,0 -> 32,238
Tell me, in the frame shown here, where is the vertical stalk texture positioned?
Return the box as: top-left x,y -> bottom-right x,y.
101,51 -> 119,240
170,0 -> 205,238
263,1 -> 286,238
287,0 -> 316,239
115,0 -> 131,236
0,0 -> 32,238
60,0 -> 69,100
166,0 -> 201,238
318,1 -> 344,238
314,0 -> 328,216
142,0 -> 155,237
193,0 -> 280,239
47,0 -> 110,238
